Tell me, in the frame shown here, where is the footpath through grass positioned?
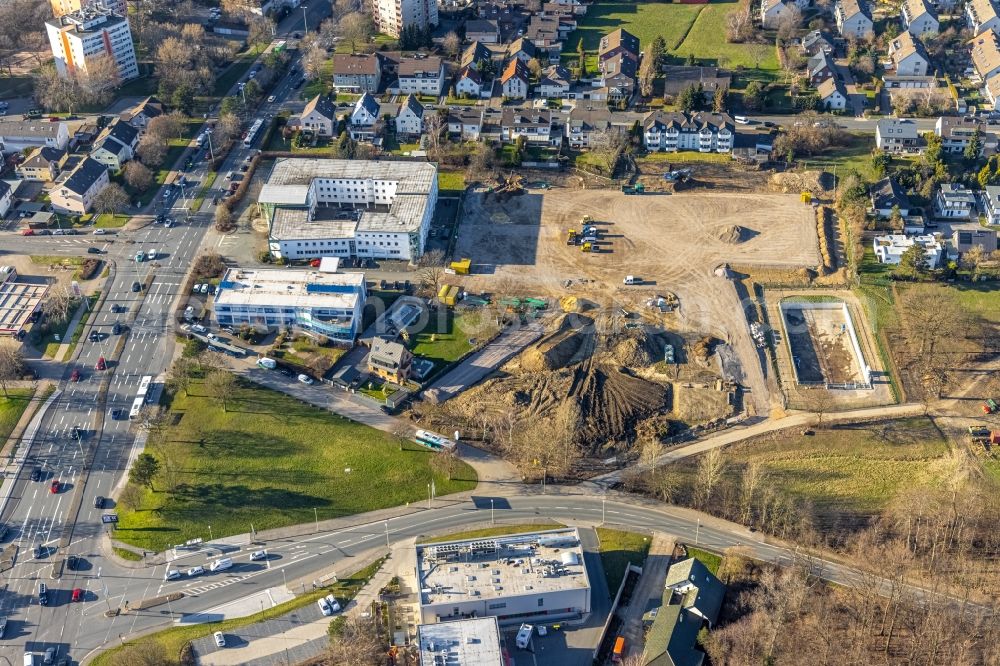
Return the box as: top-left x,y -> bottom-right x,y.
597,527 -> 651,593
91,557 -> 385,666
115,380 -> 477,551
0,389 -> 35,444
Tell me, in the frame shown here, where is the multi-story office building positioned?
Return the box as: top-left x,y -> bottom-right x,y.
46,8 -> 138,82
213,268 -> 367,341
416,528 -> 592,625
260,158 -> 438,263
371,0 -> 438,38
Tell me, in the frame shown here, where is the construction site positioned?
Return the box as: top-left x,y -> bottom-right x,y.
430,183 -> 826,470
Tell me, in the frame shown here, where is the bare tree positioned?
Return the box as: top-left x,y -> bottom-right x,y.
91,183 -> 130,218
738,462 -> 763,525
302,44 -> 327,80
0,341 -> 25,397
429,449 -> 463,481
42,285 -> 73,324
442,31 -> 461,60
589,128 -> 628,175
147,113 -> 184,144
337,12 -> 373,52
248,16 -> 276,52
418,249 -> 447,292
124,162 -> 153,191
137,137 -> 167,167
327,613 -> 384,665
167,357 -> 197,397
204,370 -> 238,412
694,447 -> 725,509
33,64 -> 87,113
214,204 -> 235,232
423,111 -> 445,161
79,53 -> 121,105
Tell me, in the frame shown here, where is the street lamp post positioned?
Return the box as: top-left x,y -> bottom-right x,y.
313,507 -> 319,532
695,518 -> 700,546
208,525 -> 213,542
427,482 -> 431,509
205,128 -> 215,162
384,520 -> 390,549
302,5 -> 309,33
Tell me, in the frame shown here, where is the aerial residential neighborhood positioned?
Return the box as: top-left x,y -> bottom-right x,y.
0,0 -> 999,663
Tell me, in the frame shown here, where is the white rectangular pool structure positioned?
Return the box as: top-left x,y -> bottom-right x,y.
779,299 -> 872,389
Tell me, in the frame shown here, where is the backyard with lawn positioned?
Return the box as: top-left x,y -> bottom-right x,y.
114,380 -> 478,551
563,0 -> 779,75
409,308 -> 496,368
597,527 -> 652,592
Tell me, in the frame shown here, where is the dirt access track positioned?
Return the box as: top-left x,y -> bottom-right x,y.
455,188 -> 821,415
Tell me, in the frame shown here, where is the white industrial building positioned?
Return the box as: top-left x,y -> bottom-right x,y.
417,617 -> 504,666
46,8 -> 138,82
416,528 -> 591,626
260,158 -> 438,263
213,267 -> 367,341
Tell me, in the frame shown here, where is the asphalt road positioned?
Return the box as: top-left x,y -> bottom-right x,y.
0,15 -> 320,660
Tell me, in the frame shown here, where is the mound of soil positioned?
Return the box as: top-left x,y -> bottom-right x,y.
716,225 -> 755,244
570,364 -> 667,453
769,170 -> 829,194
611,333 -> 667,367
520,315 -> 592,372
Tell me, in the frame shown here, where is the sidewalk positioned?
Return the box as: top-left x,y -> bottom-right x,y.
195,542 -> 410,666
52,298 -> 90,363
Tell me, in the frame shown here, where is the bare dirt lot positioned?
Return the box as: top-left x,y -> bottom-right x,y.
454,188 -> 821,416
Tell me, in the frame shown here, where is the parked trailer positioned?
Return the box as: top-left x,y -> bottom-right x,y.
983,399 -> 998,414
515,624 -> 534,649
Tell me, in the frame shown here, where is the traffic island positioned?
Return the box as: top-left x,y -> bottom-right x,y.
124,592 -> 184,613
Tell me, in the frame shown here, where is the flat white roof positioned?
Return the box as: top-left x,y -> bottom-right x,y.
0,281 -> 47,334
261,158 -> 437,238
215,267 -> 365,311
417,617 -> 504,666
416,528 -> 590,608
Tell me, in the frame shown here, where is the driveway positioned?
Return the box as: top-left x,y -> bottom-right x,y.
422,321 -> 545,403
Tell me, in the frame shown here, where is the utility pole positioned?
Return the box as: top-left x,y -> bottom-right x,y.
313,507 -> 319,532
695,518 -> 700,546
384,520 -> 390,549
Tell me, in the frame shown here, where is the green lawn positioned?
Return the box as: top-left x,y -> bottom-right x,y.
114,379 -> 477,551
213,49 -> 260,97
562,1 -> 704,71
112,547 -> 142,561
91,557 -> 385,666
409,309 -> 490,366
0,389 -> 35,445
947,283 -> 1000,323
438,170 -> 466,196
671,417 -> 949,521
640,151 -> 732,164
801,133 -> 876,177
685,547 -> 722,575
92,213 -> 130,228
670,2 -> 779,72
596,527 -> 651,593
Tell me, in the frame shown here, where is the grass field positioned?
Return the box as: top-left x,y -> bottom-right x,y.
671,2 -> 779,71
409,309 -> 492,367
91,557 -> 384,666
562,0 -> 778,74
0,389 -> 34,445
801,133 -> 877,177
675,418 -> 949,521
946,283 -> 1000,323
438,170 -> 466,196
92,213 -> 130,228
597,527 -> 651,593
115,380 -> 477,551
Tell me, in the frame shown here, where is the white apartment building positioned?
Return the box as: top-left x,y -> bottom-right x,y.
213,267 -> 367,341
50,0 -> 126,18
642,111 -> 735,153
371,0 -> 438,38
260,158 -> 438,263
46,8 -> 138,82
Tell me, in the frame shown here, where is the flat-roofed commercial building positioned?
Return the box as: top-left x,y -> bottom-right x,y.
416,528 -> 591,625
213,267 -> 367,342
0,267 -> 48,338
417,617 -> 504,666
259,158 -> 438,263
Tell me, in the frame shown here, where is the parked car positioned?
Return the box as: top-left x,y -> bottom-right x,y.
317,598 -> 333,616
191,324 -> 207,334
87,247 -> 102,254
187,566 -> 205,577
297,374 -> 313,385
193,284 -> 203,293
214,632 -> 226,648
164,569 -> 181,581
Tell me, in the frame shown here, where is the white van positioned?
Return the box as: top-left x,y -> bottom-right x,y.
210,557 -> 233,572
23,653 -> 35,666
734,115 -> 750,124
623,275 -> 637,285
146,249 -> 157,260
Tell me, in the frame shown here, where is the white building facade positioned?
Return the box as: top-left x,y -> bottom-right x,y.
371,0 -> 438,38
46,9 -> 138,82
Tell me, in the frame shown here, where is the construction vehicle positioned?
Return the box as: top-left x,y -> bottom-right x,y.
582,225 -> 598,241
969,426 -> 991,441
566,229 -> 579,245
581,241 -> 593,252
622,185 -> 635,195
663,169 -> 692,182
450,258 -> 471,275
438,284 -> 460,306
581,215 -> 592,224
983,399 -> 998,414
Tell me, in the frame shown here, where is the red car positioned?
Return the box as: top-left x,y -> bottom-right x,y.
21,228 -> 33,236
71,588 -> 83,602
70,369 -> 81,382
50,480 -> 59,494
